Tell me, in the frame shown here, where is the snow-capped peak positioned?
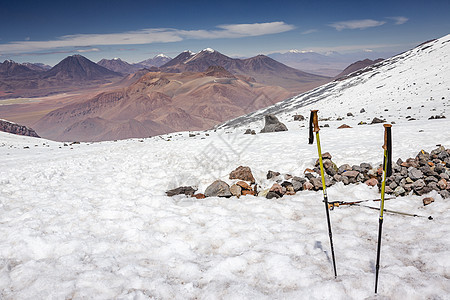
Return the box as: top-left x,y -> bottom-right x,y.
202,48 -> 216,53
113,57 -> 120,61
288,49 -> 313,54
155,54 -> 169,58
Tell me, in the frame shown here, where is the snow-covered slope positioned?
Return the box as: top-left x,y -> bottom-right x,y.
219,35 -> 449,130
0,34 -> 449,299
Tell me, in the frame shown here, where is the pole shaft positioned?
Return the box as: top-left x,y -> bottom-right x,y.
375,148 -> 388,293
316,132 -> 337,278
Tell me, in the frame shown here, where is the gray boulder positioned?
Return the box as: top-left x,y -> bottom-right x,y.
408,167 -> 424,181
260,114 -> 288,133
204,180 -> 232,197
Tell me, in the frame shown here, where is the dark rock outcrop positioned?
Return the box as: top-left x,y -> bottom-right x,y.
0,119 -> 40,138
260,114 -> 288,133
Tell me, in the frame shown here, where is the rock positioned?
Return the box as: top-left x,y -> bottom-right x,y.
440,173 -> 450,180
242,190 -> 256,196
396,158 -> 403,166
394,186 -> 406,196
435,164 -> 445,174
389,182 -> 398,189
291,179 -> 305,192
236,181 -> 252,190
416,150 -> 430,161
338,124 -> 352,129
356,173 -> 365,182
342,170 -> 359,178
365,178 -> 378,186
408,167 -> 424,181
341,176 -> 350,185
230,166 -> 255,183
230,184 -> 242,198
303,181 -> 314,190
310,178 -> 323,190
322,152 -> 332,159
439,190 -> 449,198
166,186 -> 197,197
266,191 -> 281,199
422,197 -> 434,206
294,114 -> 305,121
424,176 -> 438,184
281,181 -> 295,194
413,179 -> 426,190
284,174 -> 293,180
204,180 -> 232,197
270,183 -> 284,195
244,129 -> 252,134
338,164 -> 352,174
347,112 -> 354,117
260,114 -> 288,133
304,172 -> 316,181
360,163 -> 372,170
385,186 -> 394,194
370,117 -> 385,124
193,193 -> 206,199
428,182 -> 440,191
267,170 -> 280,179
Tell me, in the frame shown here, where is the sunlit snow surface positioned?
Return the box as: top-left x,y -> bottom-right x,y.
1,35 -> 450,299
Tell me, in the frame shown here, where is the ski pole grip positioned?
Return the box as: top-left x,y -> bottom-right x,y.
382,124 -> 392,150
311,110 -> 320,132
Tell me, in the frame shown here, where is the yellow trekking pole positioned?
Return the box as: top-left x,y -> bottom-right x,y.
309,109 -> 337,278
375,124 -> 392,293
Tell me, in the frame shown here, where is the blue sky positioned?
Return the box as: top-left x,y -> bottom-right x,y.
1,0 -> 449,65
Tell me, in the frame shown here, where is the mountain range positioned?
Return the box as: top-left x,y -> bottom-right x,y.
159,48 -> 330,93
33,66 -> 293,141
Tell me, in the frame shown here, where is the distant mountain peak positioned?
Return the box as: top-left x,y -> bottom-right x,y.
202,48 -> 216,53
155,54 -> 170,58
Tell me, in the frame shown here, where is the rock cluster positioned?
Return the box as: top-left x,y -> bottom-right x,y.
166,146 -> 450,201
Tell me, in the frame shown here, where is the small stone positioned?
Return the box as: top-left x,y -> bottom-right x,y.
385,186 -> 394,194
230,184 -> 242,198
408,167 -> 424,181
204,180 -> 232,197
428,182 -> 440,191
438,190 -> 449,199
230,166 -> 255,183
193,193 -> 206,199
310,178 -> 323,190
440,173 -> 450,180
413,179 -> 426,190
284,174 -> 293,180
370,117 -> 386,124
322,152 -> 332,159
270,183 -> 284,195
394,186 -> 406,196
338,164 -> 352,174
365,178 -> 378,186
424,176 -> 438,184
338,124 -> 352,129
342,170 -> 359,178
242,190 -> 256,196
293,114 -> 305,121
303,181 -> 314,190
405,177 -> 414,184
341,176 -> 350,185
266,191 -> 281,199
244,129 -> 252,134
236,181 -> 252,190
360,163 -> 372,170
347,112 -> 354,117
166,186 -> 197,197
267,170 -> 280,179
422,197 -> 434,206
389,182 -> 398,189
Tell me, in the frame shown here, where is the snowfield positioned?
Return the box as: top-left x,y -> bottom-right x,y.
1,34 -> 450,299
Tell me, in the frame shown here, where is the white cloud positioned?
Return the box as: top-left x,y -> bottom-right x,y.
388,16 -> 409,25
329,19 -> 386,31
0,22 -> 295,55
76,48 -> 101,53
301,29 -> 318,35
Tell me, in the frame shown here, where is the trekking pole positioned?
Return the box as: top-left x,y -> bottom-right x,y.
309,109 -> 337,278
375,124 -> 392,294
